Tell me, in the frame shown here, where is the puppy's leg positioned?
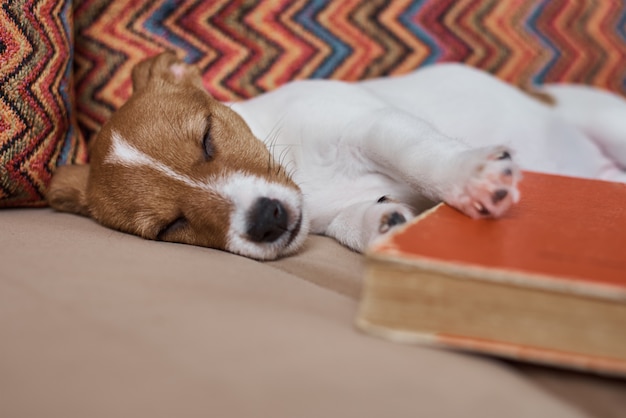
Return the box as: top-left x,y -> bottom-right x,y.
326,199 -> 414,252
545,85 -> 626,171
344,108 -> 521,219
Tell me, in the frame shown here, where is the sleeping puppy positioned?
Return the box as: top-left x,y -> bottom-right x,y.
48,52 -> 626,260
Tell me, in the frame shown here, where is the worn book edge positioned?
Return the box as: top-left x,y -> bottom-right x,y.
356,316 -> 626,377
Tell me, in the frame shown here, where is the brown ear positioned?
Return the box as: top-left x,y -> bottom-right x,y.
47,164 -> 91,216
131,51 -> 203,92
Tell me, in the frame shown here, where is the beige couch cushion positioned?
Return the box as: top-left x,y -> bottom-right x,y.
1,209 -> 623,417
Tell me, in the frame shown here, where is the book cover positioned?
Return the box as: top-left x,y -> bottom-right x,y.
357,171 -> 626,376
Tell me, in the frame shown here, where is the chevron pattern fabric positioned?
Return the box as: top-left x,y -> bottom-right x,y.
74,0 -> 626,143
2,0 -> 626,206
0,0 -> 88,207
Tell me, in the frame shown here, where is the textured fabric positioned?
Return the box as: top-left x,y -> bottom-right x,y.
0,0 -> 87,207
3,208 -> 623,418
74,0 -> 626,142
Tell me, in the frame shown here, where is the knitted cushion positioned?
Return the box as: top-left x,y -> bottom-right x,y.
0,0 -> 87,207
74,0 -> 626,143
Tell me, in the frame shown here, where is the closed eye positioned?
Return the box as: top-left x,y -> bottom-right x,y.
202,119 -> 214,160
156,216 -> 188,241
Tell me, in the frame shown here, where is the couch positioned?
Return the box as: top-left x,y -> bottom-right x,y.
2,1 -> 625,416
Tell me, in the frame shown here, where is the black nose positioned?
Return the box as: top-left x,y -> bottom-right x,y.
246,198 -> 288,243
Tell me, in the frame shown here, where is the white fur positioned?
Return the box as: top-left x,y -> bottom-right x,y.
106,131 -> 212,191
215,173 -> 308,260
227,63 -> 626,252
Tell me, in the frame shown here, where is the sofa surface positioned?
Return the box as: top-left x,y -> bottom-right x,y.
1,209 -> 626,418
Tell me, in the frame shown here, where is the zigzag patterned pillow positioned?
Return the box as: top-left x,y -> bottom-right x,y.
74,0 -> 626,145
0,0 -> 88,207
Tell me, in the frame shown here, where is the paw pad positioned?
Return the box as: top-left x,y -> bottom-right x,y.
380,211 -> 407,233
491,189 -> 508,204
496,150 -> 512,160
445,146 -> 521,219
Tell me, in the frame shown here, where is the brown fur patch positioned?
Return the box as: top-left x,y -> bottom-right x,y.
47,164 -> 91,216
49,52 -> 300,254
518,85 -> 557,106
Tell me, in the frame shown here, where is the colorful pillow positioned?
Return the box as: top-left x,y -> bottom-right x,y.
0,0 -> 87,207
74,0 -> 626,145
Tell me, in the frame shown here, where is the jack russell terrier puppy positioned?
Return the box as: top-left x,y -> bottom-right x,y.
48,52 -> 626,260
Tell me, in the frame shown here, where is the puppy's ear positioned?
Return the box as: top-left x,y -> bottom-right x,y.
131,53 -> 171,92
132,52 -> 203,92
47,164 -> 91,217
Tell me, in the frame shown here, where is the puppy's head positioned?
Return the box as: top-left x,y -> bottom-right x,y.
48,52 -> 308,260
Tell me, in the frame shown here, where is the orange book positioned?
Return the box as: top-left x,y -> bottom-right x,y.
356,172 -> 626,377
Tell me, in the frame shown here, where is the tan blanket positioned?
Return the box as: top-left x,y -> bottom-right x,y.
1,209 -> 624,417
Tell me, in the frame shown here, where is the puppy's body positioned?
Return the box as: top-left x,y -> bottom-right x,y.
237,64 -> 624,183
232,63 -> 626,250
48,54 -> 626,259
364,65 -> 626,180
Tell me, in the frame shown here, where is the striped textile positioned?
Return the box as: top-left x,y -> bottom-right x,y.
2,0 -> 625,206
1,0 -> 88,207
74,0 -> 626,143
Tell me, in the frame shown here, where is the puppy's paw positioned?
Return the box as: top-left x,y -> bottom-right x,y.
326,199 -> 415,253
445,146 -> 521,219
370,198 -> 414,242
378,206 -> 410,234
